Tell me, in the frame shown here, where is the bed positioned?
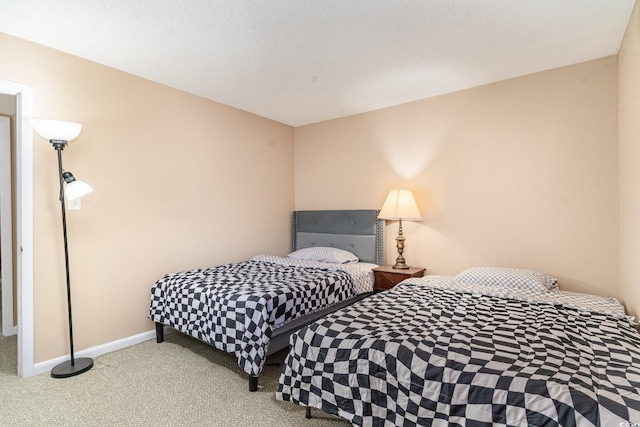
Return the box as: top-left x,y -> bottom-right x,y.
148,209 -> 383,391
277,267 -> 640,426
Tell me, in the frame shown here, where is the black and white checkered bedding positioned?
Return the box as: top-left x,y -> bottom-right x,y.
277,276 -> 640,426
148,256 -> 374,377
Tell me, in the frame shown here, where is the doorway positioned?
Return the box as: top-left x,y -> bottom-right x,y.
0,79 -> 34,378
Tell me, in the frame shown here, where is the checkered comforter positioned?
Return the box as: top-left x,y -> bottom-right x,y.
148,257 -> 361,376
277,277 -> 640,426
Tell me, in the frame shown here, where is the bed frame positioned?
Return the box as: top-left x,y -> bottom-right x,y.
155,209 -> 383,391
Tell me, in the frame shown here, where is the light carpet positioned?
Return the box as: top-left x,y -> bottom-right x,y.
0,331 -> 349,426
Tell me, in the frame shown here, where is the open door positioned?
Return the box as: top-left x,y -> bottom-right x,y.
0,115 -> 15,336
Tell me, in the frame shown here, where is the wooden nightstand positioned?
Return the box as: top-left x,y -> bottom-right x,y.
372,265 -> 426,292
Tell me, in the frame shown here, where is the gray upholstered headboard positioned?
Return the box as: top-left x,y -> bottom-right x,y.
292,210 -> 384,265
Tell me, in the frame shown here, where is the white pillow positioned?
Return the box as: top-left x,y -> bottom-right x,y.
454,267 -> 558,292
288,247 -> 359,264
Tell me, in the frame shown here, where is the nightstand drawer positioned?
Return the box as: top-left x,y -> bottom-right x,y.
375,271 -> 403,290
372,265 -> 426,292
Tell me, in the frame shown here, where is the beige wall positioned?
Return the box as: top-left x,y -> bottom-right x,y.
619,1 -> 640,320
0,33 -> 294,362
296,57 -> 619,298
0,94 -> 16,111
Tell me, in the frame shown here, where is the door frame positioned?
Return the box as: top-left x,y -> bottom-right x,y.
0,79 -> 34,377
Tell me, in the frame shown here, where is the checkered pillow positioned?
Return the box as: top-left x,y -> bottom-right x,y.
454,267 -> 558,292
288,247 -> 359,264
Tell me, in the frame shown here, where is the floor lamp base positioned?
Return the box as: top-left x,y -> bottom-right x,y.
51,357 -> 94,378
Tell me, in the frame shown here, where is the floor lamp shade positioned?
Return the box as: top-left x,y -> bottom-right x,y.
378,190 -> 422,269
33,118 -> 94,378
32,119 -> 82,143
63,172 -> 93,201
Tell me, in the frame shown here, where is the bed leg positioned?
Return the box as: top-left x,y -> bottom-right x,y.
155,322 -> 164,343
249,375 -> 258,392
305,407 -> 311,419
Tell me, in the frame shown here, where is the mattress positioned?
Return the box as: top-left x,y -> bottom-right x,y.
277,275 -> 640,426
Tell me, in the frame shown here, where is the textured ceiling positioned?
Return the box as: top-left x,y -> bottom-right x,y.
0,0 -> 635,126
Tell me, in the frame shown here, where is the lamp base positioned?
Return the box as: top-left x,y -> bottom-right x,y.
392,262 -> 410,270
392,220 -> 410,270
51,357 -> 94,378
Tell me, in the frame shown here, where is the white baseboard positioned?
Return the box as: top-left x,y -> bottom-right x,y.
33,328 -> 160,376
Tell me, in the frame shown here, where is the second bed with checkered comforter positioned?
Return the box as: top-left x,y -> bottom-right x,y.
277,272 -> 640,426
148,254 -> 375,377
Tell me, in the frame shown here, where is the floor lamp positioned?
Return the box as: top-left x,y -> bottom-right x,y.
378,189 -> 422,269
32,119 -> 94,378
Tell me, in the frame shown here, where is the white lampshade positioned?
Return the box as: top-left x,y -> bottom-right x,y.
65,179 -> 93,201
378,190 -> 422,221
32,119 -> 82,142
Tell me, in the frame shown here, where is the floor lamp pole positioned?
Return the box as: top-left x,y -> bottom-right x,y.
50,145 -> 93,378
